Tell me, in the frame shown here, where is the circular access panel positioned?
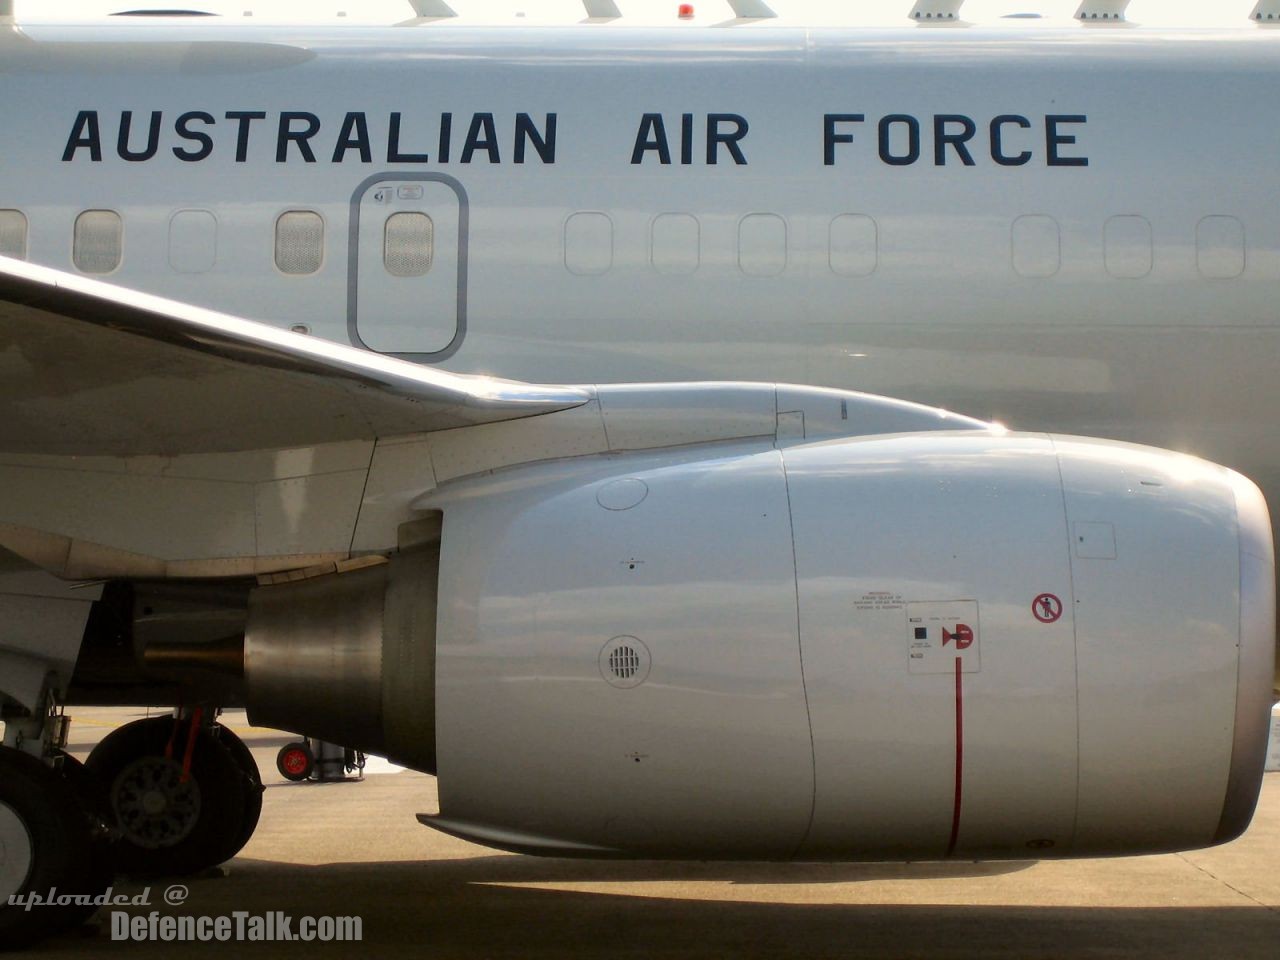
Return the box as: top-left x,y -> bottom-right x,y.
599,636 -> 652,689
596,479 -> 649,512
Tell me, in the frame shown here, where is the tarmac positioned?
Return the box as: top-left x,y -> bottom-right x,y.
17,706 -> 1280,958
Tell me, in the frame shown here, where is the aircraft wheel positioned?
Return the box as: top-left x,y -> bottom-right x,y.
85,717 -> 247,878
0,747 -> 113,949
58,752 -> 112,824
211,724 -> 264,862
276,741 -> 314,782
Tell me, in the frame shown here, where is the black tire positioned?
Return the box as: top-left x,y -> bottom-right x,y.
55,751 -> 119,897
58,752 -> 112,826
85,716 -> 247,879
276,741 -> 314,782
0,747 -> 114,950
210,723 -> 263,862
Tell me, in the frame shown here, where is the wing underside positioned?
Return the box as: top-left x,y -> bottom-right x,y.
0,257 -> 588,457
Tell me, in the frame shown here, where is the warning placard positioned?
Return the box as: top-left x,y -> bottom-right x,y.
907,600 -> 981,675
854,591 -> 905,612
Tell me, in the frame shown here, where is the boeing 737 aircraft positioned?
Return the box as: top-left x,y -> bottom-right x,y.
1,0 -> 1278,946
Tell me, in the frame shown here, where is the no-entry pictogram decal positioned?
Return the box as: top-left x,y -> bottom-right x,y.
1032,593 -> 1064,624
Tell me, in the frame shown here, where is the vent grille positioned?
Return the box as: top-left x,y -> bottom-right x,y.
599,636 -> 650,689
609,645 -> 641,679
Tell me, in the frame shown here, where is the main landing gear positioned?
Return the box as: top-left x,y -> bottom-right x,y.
0,706 -> 265,948
0,748 -> 114,949
85,714 -> 264,878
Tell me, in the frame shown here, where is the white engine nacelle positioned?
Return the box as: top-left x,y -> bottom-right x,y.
414,431 -> 1273,861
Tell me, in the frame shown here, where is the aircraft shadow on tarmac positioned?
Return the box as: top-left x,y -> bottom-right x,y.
39,856 -> 1280,960
310,854 -> 1040,886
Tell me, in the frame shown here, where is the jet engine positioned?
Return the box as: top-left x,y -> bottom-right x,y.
236,431 -> 1274,861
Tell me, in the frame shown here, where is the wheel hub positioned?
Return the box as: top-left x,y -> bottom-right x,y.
0,800 -> 35,902
111,756 -> 202,850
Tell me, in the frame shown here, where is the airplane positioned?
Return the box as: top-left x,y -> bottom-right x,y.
1,0 -> 1278,946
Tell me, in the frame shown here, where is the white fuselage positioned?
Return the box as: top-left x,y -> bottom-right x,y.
2,19 -> 1278,513
3,16 -> 1279,869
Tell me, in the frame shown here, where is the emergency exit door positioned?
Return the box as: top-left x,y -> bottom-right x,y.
349,175 -> 466,355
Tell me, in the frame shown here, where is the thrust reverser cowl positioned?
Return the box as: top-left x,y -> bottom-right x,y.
421,431 -> 1274,861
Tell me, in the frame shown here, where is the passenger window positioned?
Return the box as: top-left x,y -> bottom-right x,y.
73,210 -> 123,274
1104,215 -> 1152,279
274,210 -> 324,276
829,214 -> 878,278
383,212 -> 434,277
564,212 -> 613,276
0,210 -> 28,260
651,213 -> 700,275
1011,215 -> 1061,279
168,210 -> 218,274
738,214 -> 787,277
1196,216 -> 1245,279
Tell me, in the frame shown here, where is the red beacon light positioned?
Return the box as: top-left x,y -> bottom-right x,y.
678,3 -> 695,18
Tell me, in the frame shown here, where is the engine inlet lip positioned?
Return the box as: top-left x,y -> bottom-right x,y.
1212,469 -> 1276,846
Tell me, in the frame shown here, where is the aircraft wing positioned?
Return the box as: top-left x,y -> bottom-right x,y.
0,257 -> 589,458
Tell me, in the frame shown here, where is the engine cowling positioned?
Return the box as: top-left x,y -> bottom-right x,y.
243,430 -> 1275,861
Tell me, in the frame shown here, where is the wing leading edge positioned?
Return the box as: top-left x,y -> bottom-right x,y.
0,257 -> 589,457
